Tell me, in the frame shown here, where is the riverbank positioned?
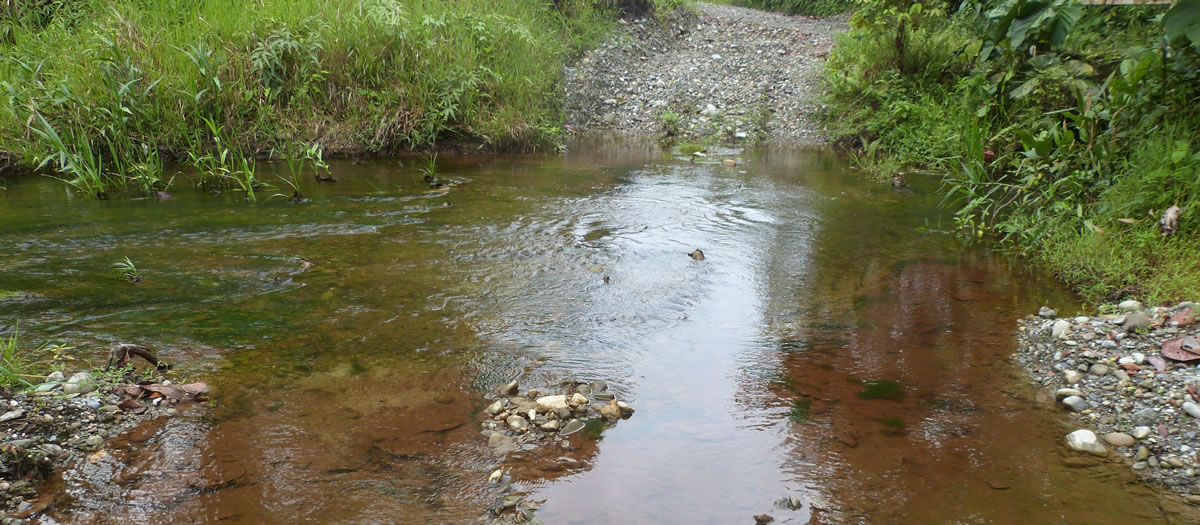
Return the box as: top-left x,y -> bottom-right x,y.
1016,301 -> 1200,503
0,365 -> 206,519
819,3 -> 1200,304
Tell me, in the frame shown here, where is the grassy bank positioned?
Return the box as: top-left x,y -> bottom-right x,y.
0,0 -> 623,196
823,0 -> 1200,305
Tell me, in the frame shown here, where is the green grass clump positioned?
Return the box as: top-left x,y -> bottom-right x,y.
0,0 -> 619,195
787,399 -> 812,421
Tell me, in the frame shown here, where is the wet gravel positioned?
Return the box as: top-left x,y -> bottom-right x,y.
1015,301 -> 1200,504
563,3 -> 843,145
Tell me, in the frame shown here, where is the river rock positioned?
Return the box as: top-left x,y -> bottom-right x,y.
600,401 -> 622,421
569,393 -> 588,406
1184,402 -> 1200,418
1055,388 -> 1084,402
488,469 -> 504,484
36,371 -> 65,392
1132,426 -> 1152,439
64,372 -> 96,395
485,400 -> 505,415
1133,408 -> 1158,426
1038,306 -> 1058,318
516,401 -> 537,414
0,410 -> 24,423
1065,429 -> 1107,455
1119,300 -> 1144,312
1061,396 -> 1088,412
500,380 -> 519,396
589,380 -> 608,393
1124,313 -> 1151,331
536,395 -> 568,413
616,401 -> 635,417
1052,319 -> 1071,339
1089,363 -> 1109,376
539,419 -> 560,432
592,391 -> 615,401
1063,370 -> 1083,384
560,419 -> 585,436
506,415 -> 529,432
1104,432 -> 1135,447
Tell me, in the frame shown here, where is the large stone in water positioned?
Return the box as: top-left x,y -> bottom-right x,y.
559,419 -> 585,436
1065,429 -> 1107,456
569,393 -> 589,406
506,415 -> 529,432
536,395 -> 568,412
600,401 -> 622,421
500,380 -> 519,395
485,400 -> 505,415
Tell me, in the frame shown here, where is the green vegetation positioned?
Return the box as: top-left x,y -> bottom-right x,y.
0,0 -> 620,196
788,399 -> 812,421
0,324 -> 67,389
824,0 -> 1200,304
855,378 -> 903,400
111,256 -> 142,283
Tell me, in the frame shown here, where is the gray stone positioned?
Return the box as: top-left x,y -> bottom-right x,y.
592,391 -> 615,401
1132,426 -> 1152,439
1133,461 -> 1148,470
700,104 -> 719,117
1184,402 -> 1200,419
1112,370 -> 1130,382
1133,408 -> 1158,426
589,380 -> 608,393
539,419 -> 560,432
506,415 -> 530,432
1063,370 -> 1084,384
1061,396 -> 1088,412
1065,429 -> 1107,455
85,435 -> 103,449
1052,319 -> 1071,339
1119,299 -> 1144,312
1124,313 -> 1152,332
600,402 -> 622,421
36,371 -> 64,392
1054,388 -> 1084,402
1038,306 -> 1058,318
16,501 -> 31,513
64,371 -> 96,395
569,393 -> 589,406
616,401 -> 635,417
1137,446 -> 1150,460
1089,363 -> 1109,376
0,409 -> 24,423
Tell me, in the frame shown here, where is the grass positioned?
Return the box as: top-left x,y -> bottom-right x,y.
0,324 -> 63,390
822,3 -> 1200,304
111,256 -> 142,283
0,0 -> 620,196
709,0 -> 853,16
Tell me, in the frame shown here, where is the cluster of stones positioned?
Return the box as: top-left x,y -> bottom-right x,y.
480,379 -> 634,523
0,371 -> 174,520
1015,300 -> 1200,503
481,379 -> 634,454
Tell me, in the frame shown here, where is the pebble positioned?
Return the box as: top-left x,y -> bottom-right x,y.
535,395 -> 568,413
1132,426 -> 1152,439
0,409 -> 24,423
1183,402 -> 1200,418
1054,388 -> 1083,401
1052,319 -> 1071,339
1104,432 -> 1135,447
1124,313 -> 1152,331
1065,429 -> 1107,455
1061,396 -> 1088,412
1063,370 -> 1083,384
1038,306 -> 1058,318
1119,300 -> 1144,312
506,415 -> 529,432
500,380 -> 519,396
1089,363 -> 1109,376
64,372 -> 96,395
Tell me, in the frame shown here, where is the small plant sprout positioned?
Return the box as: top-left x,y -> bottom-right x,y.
419,152 -> 440,186
112,257 -> 142,283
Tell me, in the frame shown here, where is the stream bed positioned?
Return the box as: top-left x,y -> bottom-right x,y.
1,138 -> 1195,524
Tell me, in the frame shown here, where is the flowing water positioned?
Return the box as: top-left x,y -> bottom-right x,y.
1,138 -> 1195,524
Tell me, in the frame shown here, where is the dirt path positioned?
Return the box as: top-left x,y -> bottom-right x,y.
563,3 -> 845,145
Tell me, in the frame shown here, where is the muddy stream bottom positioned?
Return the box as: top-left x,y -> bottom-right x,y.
1,137 -> 1195,523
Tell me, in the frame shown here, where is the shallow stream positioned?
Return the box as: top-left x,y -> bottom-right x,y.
1,138 -> 1194,523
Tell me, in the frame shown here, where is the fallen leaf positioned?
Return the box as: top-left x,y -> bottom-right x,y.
118,399 -> 147,414
1162,336 -> 1200,362
1119,362 -> 1142,373
1168,309 -> 1196,327
88,450 -> 107,463
180,382 -> 209,396
1086,221 -> 1105,234
1146,355 -> 1168,372
1116,218 -> 1140,224
143,384 -> 186,400
1188,384 -> 1200,402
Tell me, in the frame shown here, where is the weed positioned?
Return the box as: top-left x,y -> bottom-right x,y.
787,399 -> 812,422
111,256 -> 142,283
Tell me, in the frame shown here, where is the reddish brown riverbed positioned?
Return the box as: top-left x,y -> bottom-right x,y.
1,138 -> 1195,523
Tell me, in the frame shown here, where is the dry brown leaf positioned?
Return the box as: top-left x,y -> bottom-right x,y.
117,399 -> 146,413
179,382 -> 209,396
1116,218 -> 1140,224
1119,362 -> 1142,373
142,384 -> 186,400
1147,355 -> 1168,372
1168,309 -> 1196,327
1162,336 -> 1200,362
